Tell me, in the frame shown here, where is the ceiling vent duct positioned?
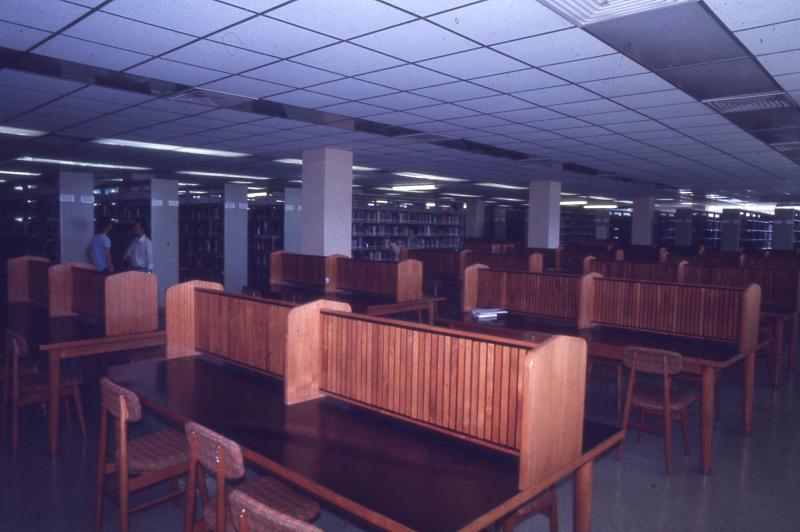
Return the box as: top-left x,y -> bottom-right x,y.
169,88 -> 252,108
704,92 -> 795,114
392,132 -> 455,143
537,0 -> 695,26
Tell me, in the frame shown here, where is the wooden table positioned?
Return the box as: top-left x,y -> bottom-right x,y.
262,283 -> 446,324
438,312 -> 765,475
7,301 -> 166,456
107,355 -> 622,531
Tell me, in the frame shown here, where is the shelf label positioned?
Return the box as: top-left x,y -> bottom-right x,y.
80,195 -> 94,204
225,202 -> 236,209
238,202 -> 248,210
285,205 -> 295,211
151,199 -> 164,207
168,200 -> 179,207
59,194 -> 75,203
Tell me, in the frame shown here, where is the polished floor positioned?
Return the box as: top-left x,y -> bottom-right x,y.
1,354 -> 799,531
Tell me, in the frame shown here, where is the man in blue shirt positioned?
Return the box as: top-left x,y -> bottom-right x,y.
85,217 -> 114,273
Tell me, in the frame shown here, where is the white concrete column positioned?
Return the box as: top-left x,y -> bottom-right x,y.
150,178 -> 179,305
224,183 -> 248,292
631,196 -> 656,246
58,171 -> 95,263
527,180 -> 561,249
283,187 -> 302,253
492,206 -> 509,241
301,147 -> 353,257
464,199 -> 485,239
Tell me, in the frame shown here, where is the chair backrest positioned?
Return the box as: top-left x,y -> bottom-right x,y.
623,346 -> 682,375
5,330 -> 29,359
99,377 -> 142,422
230,488 -> 321,532
185,421 -> 245,479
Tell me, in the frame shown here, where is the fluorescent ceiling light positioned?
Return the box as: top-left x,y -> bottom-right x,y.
441,192 -> 482,198
248,191 -> 268,198
476,182 -> 526,190
94,138 -> 249,158
274,158 -> 377,171
561,200 -> 588,206
537,0 -> 694,26
176,171 -> 270,181
561,192 -> 578,196
0,170 -> 40,176
392,184 -> 437,192
16,156 -> 150,171
491,197 -> 525,202
248,186 -> 266,191
583,204 -> 618,209
229,180 -> 253,184
678,189 -> 692,195
178,182 -> 201,186
588,195 -> 614,201
617,200 -> 633,205
393,171 -> 465,182
425,202 -> 436,208
288,179 -> 303,184
0,125 -> 47,137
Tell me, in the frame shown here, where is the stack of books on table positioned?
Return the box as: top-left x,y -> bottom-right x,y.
471,308 -> 508,321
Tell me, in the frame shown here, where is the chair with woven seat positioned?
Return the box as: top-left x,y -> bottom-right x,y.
184,421 -> 320,532
501,486 -> 557,532
617,346 -> 696,474
95,377 -> 189,532
1,330 -> 86,454
231,483 -> 322,532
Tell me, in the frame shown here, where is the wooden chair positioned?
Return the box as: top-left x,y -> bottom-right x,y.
230,484 -> 323,532
95,377 -> 189,532
501,487 -> 558,532
2,330 -> 86,454
617,347 -> 696,474
184,421 -> 320,532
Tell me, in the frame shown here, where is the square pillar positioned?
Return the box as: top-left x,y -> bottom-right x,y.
492,206 -> 509,241
527,180 -> 560,249
464,199 -> 485,239
58,171 -> 94,264
631,196 -> 656,246
283,187 -> 302,253
224,183 -> 248,292
301,147 -> 353,257
150,178 -> 179,305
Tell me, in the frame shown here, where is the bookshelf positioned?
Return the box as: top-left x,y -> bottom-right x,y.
560,207 -> 596,245
351,198 -> 464,261
721,209 -> 772,252
248,200 -> 284,290
693,210 -> 722,251
179,193 -> 224,283
657,211 -> 675,247
0,177 -> 60,262
93,181 -> 151,268
772,209 -> 800,250
609,210 -> 631,244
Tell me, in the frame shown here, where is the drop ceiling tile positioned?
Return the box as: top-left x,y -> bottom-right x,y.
580,73 -> 675,98
419,48 -> 528,79
446,115 -> 512,128
611,90 -> 696,109
380,0 -> 476,16
0,0 -> 87,32
494,107 -> 562,122
639,102 -> 715,120
34,35 -> 150,70
776,72 -> 800,91
757,49 -> 800,76
164,40 -> 278,74
0,20 -> 49,50
352,20 -> 477,62
293,42 -> 403,76
409,103 -> 478,120
357,64 -> 455,91
457,94 -> 533,113
494,28 -> 615,67
318,101 -> 389,117
269,90 -> 344,109
72,85 -> 155,105
412,81 -> 499,101
482,123 -> 540,135
513,84 -> 598,106
737,20 -> 800,55
311,78 -> 396,99
209,16 -> 336,57
369,111 -> 439,126
604,121 -> 670,134
582,110 -> 648,125
218,0 -> 287,11
662,114 -> 731,128
430,0 -> 571,45
202,76 -> 290,98
705,0 -> 800,31
529,116 -> 588,130
127,58 -> 227,86
269,0 -> 413,39
246,60 -> 342,87
472,68 -> 564,93
361,92 -> 438,110
543,54 -> 648,83
103,0 -> 251,36
141,98 -> 213,115
65,12 -> 195,55
0,69 -> 85,95
549,99 -> 625,116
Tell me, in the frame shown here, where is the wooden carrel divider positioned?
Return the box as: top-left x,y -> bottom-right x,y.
7,256 -> 50,304
583,258 -> 688,283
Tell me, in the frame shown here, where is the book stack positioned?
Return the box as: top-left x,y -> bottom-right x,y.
470,308 -> 508,321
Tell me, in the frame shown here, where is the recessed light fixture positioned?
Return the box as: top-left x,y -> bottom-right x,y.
491,197 -> 526,202
476,182 -> 527,190
176,171 -> 271,181
94,138 -> 249,158
393,171 -> 466,183
441,192 -> 482,198
425,202 -> 436,208
583,204 -> 618,209
561,192 -> 578,196
0,126 -> 47,137
392,184 -> 438,192
274,158 -> 377,171
15,156 -> 150,171
0,170 -> 40,176
560,200 -> 588,206
537,0 -> 694,26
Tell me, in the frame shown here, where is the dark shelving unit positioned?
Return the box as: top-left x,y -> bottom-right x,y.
248,200 -> 284,290
560,207 -> 596,245
0,177 -> 60,262
179,194 -> 224,283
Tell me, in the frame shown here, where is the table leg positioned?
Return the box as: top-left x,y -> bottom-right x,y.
427,301 -> 435,325
772,319 -> 784,388
743,351 -> 755,437
700,367 -> 715,475
48,350 -> 61,456
574,461 -> 593,532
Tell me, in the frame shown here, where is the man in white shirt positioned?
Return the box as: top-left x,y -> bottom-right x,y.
124,219 -> 154,273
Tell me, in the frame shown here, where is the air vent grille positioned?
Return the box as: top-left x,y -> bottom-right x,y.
771,142 -> 800,153
538,0 -> 693,26
703,92 -> 795,114
393,132 -> 454,143
169,88 -> 252,108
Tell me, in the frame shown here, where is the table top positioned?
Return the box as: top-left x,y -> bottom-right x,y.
263,283 -> 444,310
107,355 -> 619,531
440,312 -> 741,366
7,302 -> 103,348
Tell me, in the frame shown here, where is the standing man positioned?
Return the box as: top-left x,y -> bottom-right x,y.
85,217 -> 114,273
124,218 -> 154,273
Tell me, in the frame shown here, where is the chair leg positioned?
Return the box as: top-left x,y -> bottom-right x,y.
11,396 -> 18,455
616,404 -> 633,462
184,462 -> 198,532
548,487 -> 558,532
72,386 -> 86,440
663,410 -> 672,475
681,409 -> 690,457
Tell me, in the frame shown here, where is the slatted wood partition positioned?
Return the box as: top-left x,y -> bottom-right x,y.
743,256 -> 800,270
335,258 -> 423,302
616,246 -> 666,263
585,259 -> 681,283
524,247 -> 558,270
464,252 -> 534,275
681,264 -> 800,310
588,277 -> 757,342
270,251 -> 327,287
166,280 -> 223,358
7,256 -> 50,304
401,248 -> 461,277
49,262 -> 95,317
